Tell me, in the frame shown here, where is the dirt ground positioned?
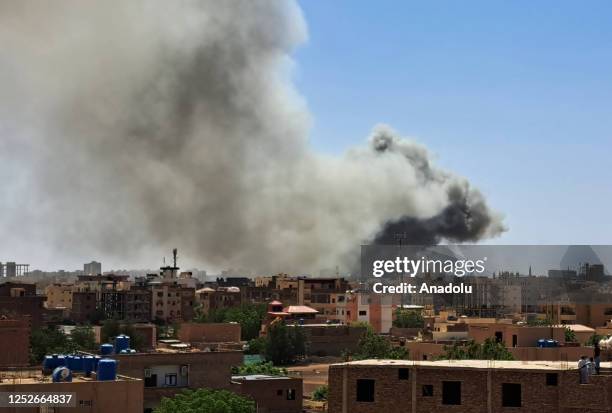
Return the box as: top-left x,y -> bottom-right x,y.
287,363 -> 330,396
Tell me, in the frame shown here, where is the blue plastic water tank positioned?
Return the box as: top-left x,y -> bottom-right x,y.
83,356 -> 94,376
72,356 -> 83,372
93,356 -> 101,370
537,339 -> 546,348
97,358 -> 117,381
52,366 -> 72,382
547,339 -> 557,348
43,355 -> 55,371
114,335 -> 130,354
65,355 -> 74,370
100,343 -> 114,356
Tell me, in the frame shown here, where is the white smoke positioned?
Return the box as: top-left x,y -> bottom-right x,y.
0,1 -> 505,273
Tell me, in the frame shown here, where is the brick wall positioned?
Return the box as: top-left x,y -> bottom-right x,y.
231,377 -> 303,413
328,363 -> 612,413
178,322 -> 242,343
0,318 -> 30,367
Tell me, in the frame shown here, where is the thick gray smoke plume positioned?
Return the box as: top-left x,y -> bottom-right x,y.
0,1 -> 505,273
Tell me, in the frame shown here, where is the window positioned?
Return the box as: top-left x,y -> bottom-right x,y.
422,385 -> 433,397
356,379 -> 375,402
286,389 -> 296,400
546,373 -> 558,386
277,389 -> 283,396
502,383 -> 521,407
398,368 -> 409,380
144,374 -> 157,387
359,310 -> 367,316
442,381 -> 461,405
164,373 -> 177,387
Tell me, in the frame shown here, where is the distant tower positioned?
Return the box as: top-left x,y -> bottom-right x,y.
529,265 -> 532,277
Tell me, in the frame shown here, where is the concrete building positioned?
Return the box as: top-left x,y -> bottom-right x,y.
84,260 -> 102,275
231,374 -> 303,413
101,286 -> 151,322
297,277 -> 351,318
150,283 -> 195,322
328,359 -> 612,413
195,286 -> 242,316
1,262 -> 29,277
346,292 -> 395,333
0,369 -> 143,413
467,323 -> 566,348
44,283 -> 73,309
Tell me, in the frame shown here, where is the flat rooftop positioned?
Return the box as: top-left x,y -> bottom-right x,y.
0,370 -> 139,385
333,359 -> 612,371
232,374 -> 295,381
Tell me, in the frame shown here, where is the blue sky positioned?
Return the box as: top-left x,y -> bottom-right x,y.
295,0 -> 612,245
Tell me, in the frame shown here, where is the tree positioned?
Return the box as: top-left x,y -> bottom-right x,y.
30,327 -> 75,364
87,308 -> 106,325
195,304 -> 266,341
527,317 -> 554,327
439,338 -> 514,361
264,321 -> 306,365
231,361 -> 287,376
351,329 -> 408,360
70,326 -> 96,350
312,385 -> 329,401
154,388 -> 255,413
564,327 -> 577,343
100,319 -> 120,343
100,319 -> 145,350
393,309 -> 425,329
587,334 -> 604,347
244,337 -> 266,355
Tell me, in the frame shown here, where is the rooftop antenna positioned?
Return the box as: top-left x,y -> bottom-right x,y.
173,248 -> 178,268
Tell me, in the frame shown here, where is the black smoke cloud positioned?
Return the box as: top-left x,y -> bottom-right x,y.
374,183 -> 499,246
0,1 -> 505,273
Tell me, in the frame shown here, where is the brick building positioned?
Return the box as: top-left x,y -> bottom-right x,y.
71,291 -> 97,323
0,369 -> 143,413
0,316 -> 30,367
112,349 -> 243,411
231,374 -> 303,413
178,322 -> 242,344
328,359 -> 612,413
0,282 -> 46,328
297,324 -> 366,357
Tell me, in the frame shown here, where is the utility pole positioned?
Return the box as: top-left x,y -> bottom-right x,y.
395,232 -> 408,308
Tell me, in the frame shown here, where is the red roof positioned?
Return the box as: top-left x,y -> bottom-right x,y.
283,305 -> 319,314
267,311 -> 289,316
